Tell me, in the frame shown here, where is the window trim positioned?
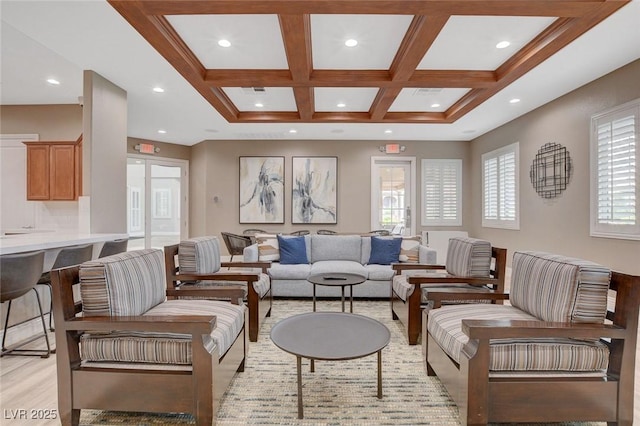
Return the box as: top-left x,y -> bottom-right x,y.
421,158 -> 462,226
481,142 -> 520,230
589,98 -> 640,240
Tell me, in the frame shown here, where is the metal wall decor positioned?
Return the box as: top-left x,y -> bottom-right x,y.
529,142 -> 572,198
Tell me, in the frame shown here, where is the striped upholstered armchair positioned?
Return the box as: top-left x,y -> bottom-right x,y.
424,251 -> 640,425
165,236 -> 272,342
50,248 -> 247,425
391,237 -> 507,344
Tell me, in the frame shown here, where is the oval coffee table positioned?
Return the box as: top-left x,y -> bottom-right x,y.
270,312 -> 391,419
307,272 -> 366,312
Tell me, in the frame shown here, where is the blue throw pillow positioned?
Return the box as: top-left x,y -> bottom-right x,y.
368,236 -> 402,265
277,235 -> 309,265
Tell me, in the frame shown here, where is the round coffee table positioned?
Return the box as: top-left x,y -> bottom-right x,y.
270,312 -> 391,419
307,272 -> 366,312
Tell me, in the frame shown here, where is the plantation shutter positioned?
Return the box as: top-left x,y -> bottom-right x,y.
422,159 -> 461,226
591,100 -> 639,239
482,142 -> 519,229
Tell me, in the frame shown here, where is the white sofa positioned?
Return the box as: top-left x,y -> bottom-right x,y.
243,234 -> 436,298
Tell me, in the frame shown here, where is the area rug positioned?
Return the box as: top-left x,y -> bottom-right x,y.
80,299 -> 605,425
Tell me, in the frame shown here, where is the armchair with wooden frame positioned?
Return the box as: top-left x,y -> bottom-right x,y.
423,250 -> 639,425
165,236 -> 272,342
50,249 -> 247,426
391,237 -> 506,345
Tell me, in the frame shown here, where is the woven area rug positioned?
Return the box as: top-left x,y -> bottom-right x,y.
80,299 -> 605,425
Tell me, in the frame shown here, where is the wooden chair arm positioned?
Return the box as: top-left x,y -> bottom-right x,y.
167,286 -> 245,303
409,275 -> 499,285
392,263 -> 445,272
221,261 -> 271,272
63,315 -> 217,334
462,319 -> 627,340
177,272 -> 260,282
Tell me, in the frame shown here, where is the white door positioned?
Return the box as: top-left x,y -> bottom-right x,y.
127,156 -> 188,250
370,157 -> 416,236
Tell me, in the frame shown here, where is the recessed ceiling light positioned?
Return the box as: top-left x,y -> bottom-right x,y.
496,41 -> 511,49
337,103 -> 346,108
345,39 -> 358,47
46,78 -> 60,85
152,87 -> 165,93
218,39 -> 231,48
384,129 -> 393,134
509,98 -> 521,104
431,103 -> 441,108
255,103 -> 264,108
158,129 -> 167,134
289,129 -> 297,134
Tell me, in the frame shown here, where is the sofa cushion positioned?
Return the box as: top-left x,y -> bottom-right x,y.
445,237 -> 492,277
178,236 -> 221,274
428,304 -> 609,372
277,235 -> 309,264
365,264 -> 395,281
80,299 -> 245,363
269,263 -> 312,280
310,260 -> 367,278
80,249 -> 166,317
255,234 -> 280,262
399,236 -> 422,263
368,236 -> 402,265
311,235 -> 362,263
510,251 -> 611,324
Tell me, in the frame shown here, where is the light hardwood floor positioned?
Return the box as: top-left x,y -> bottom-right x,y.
0,328 -> 639,425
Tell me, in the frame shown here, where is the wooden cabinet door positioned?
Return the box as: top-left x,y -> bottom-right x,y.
26,144 -> 50,200
50,144 -> 76,200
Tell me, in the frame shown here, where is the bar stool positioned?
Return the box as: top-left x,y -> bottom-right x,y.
38,244 -> 93,332
98,238 -> 128,258
1,251 -> 51,358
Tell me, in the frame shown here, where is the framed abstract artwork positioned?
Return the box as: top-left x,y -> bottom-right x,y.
239,156 -> 285,224
292,156 -> 337,224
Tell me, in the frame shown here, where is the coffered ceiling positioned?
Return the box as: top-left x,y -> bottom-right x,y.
1,1 -> 639,145
109,0 -> 630,125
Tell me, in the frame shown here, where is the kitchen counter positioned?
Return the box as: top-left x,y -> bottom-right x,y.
0,231 -> 129,260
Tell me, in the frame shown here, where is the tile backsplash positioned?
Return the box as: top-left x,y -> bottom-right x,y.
34,201 -> 79,231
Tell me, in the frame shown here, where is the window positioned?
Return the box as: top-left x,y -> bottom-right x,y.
422,159 -> 462,226
128,187 -> 142,232
152,188 -> 172,219
590,99 -> 639,240
482,142 -> 519,229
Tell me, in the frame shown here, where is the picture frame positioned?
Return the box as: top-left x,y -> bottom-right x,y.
239,156 -> 285,224
292,156 -> 337,224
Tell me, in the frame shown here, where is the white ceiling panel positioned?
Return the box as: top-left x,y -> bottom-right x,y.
314,88 -> 379,112
389,88 -> 472,112
166,14 -> 288,69
418,16 -> 556,70
223,87 -> 297,111
311,14 -> 413,70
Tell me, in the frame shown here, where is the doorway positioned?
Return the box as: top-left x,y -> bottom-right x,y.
370,156 -> 416,236
127,156 -> 188,250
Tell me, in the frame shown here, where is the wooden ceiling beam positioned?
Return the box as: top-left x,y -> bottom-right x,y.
279,14 -> 314,119
137,1 -> 608,18
204,70 -> 292,86
369,88 -> 402,121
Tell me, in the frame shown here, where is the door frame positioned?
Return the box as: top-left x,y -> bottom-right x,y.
127,154 -> 189,249
370,156 -> 417,236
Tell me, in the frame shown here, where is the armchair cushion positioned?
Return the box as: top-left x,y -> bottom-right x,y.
510,251 -> 611,324
80,249 -> 166,316
428,304 -> 609,372
178,236 -> 222,274
81,299 -> 245,363
445,237 -> 492,277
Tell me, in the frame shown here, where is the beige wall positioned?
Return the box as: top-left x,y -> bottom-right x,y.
0,104 -> 82,139
189,139 -> 470,241
127,137 -> 191,160
469,59 -> 640,274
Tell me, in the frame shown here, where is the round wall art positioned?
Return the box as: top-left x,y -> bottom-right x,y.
529,142 -> 572,198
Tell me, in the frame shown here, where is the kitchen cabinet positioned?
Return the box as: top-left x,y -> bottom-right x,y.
24,137 -> 82,200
